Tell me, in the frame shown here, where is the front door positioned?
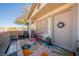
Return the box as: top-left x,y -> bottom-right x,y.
54,10 -> 71,50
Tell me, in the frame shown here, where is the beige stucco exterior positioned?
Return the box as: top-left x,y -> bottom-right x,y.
27,3 -> 78,52
29,3 -> 75,35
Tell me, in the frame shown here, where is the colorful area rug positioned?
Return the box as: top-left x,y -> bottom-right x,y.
21,40 -> 75,56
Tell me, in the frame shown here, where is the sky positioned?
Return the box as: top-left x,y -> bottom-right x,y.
0,3 -> 32,27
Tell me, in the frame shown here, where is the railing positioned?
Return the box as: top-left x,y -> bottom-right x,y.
0,31 -> 10,55
0,31 -> 24,55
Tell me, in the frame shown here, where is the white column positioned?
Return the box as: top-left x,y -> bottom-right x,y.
34,21 -> 36,31
47,16 -> 54,43
29,18 -> 31,39
77,4 -> 79,47
78,4 -> 79,40
47,16 -> 52,38
32,21 -> 36,31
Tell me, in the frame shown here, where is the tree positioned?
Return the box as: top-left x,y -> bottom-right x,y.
0,27 -> 5,31
15,6 -> 33,39
15,6 -> 33,30
7,27 -> 18,31
15,15 -> 30,30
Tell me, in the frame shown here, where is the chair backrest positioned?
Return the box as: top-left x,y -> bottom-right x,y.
23,31 -> 29,35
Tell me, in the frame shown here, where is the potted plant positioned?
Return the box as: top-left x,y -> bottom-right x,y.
45,36 -> 52,45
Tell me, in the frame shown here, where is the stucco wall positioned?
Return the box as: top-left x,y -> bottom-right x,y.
34,4 -> 78,52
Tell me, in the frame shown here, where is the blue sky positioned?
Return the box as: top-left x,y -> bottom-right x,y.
0,3 -> 32,27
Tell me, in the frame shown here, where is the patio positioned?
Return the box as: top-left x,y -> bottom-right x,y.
4,31 -> 75,56
0,3 -> 78,56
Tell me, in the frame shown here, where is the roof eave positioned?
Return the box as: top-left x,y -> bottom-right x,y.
27,3 -> 37,20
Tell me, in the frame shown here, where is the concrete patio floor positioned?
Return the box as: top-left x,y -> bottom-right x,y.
5,39 -> 74,56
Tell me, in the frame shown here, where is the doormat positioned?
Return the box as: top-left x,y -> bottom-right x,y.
52,44 -> 75,56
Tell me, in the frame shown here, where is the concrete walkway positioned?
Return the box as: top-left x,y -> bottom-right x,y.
6,40 -> 23,56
